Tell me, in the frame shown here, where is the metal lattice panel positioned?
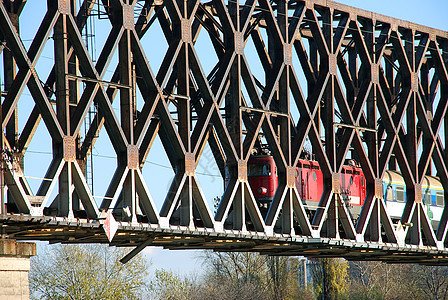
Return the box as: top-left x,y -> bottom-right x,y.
1,0 -> 448,263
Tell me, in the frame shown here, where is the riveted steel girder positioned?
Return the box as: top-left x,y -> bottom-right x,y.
0,0 -> 448,263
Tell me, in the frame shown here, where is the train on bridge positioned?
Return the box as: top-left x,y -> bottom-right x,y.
244,153 -> 444,228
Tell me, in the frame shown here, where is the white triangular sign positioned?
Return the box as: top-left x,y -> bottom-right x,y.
103,210 -> 119,242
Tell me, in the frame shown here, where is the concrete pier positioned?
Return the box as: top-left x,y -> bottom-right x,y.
0,240 -> 36,300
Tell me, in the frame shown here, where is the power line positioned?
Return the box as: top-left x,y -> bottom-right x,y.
25,150 -> 222,178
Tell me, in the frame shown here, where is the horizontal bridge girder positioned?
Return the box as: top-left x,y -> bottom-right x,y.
2,214 -> 448,265
0,0 -> 448,264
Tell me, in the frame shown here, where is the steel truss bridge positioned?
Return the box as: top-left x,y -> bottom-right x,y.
0,0 -> 448,264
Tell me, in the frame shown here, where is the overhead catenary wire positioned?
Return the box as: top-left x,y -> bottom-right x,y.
25,150 -> 222,178
14,149 -> 221,202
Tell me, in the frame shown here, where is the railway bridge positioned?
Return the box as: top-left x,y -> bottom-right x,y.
0,0 -> 448,264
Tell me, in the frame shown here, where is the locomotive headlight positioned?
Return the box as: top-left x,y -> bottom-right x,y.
258,187 -> 268,195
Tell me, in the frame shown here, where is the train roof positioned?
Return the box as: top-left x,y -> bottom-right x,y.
383,170 -> 442,190
422,175 -> 443,190
383,170 -> 405,185
248,155 -> 275,162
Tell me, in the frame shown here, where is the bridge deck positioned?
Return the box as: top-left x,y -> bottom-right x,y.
2,214 -> 448,265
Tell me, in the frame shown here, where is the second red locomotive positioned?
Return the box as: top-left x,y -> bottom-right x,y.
247,154 -> 367,219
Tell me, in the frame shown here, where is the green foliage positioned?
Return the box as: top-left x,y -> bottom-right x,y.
310,258 -> 349,300
199,251 -> 271,300
32,243 -> 448,300
149,269 -> 195,300
146,254 -> 448,300
267,256 -> 301,300
346,261 -> 448,300
412,265 -> 448,300
29,244 -> 150,300
198,251 -> 303,300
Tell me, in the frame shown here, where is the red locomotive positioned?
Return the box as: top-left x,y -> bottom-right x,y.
247,153 -> 367,219
224,149 -> 443,230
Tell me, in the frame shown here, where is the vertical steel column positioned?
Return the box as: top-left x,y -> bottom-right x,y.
365,20 -> 381,242
2,1 -> 19,214
178,0 -> 193,228
3,2 -> 17,151
277,0 -> 294,234
119,1 -> 137,223
226,0 -> 244,230
53,0 -> 73,218
0,99 -> 4,215
322,7 -> 338,238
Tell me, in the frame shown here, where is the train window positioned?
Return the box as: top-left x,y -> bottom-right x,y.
423,190 -> 431,205
350,176 -> 354,185
386,185 -> 393,201
248,163 -> 271,177
436,191 -> 444,206
312,171 -> 317,181
361,177 -> 364,187
396,186 -> 405,202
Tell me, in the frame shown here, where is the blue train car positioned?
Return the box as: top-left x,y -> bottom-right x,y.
383,170 -> 444,228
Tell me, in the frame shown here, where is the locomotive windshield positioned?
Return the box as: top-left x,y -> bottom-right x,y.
248,163 -> 271,177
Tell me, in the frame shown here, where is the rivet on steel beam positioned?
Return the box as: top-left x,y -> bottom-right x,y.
411,72 -> 419,92
63,136 -> 76,162
12,153 -> 24,176
284,43 -> 292,65
234,32 -> 244,55
185,152 -> 195,176
429,29 -> 437,41
414,183 -> 422,203
305,1 -> 314,10
29,67 -> 38,78
329,54 -> 337,75
238,160 -> 247,182
127,145 -> 139,170
332,173 -> 340,194
58,0 -> 70,15
123,5 -> 135,30
286,166 -> 296,188
181,19 -> 192,43
375,178 -> 383,199
371,63 -> 379,84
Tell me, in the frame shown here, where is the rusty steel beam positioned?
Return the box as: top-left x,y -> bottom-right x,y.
0,0 -> 448,262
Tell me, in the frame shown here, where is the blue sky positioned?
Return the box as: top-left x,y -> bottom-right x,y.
337,0 -> 448,30
15,0 -> 448,276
